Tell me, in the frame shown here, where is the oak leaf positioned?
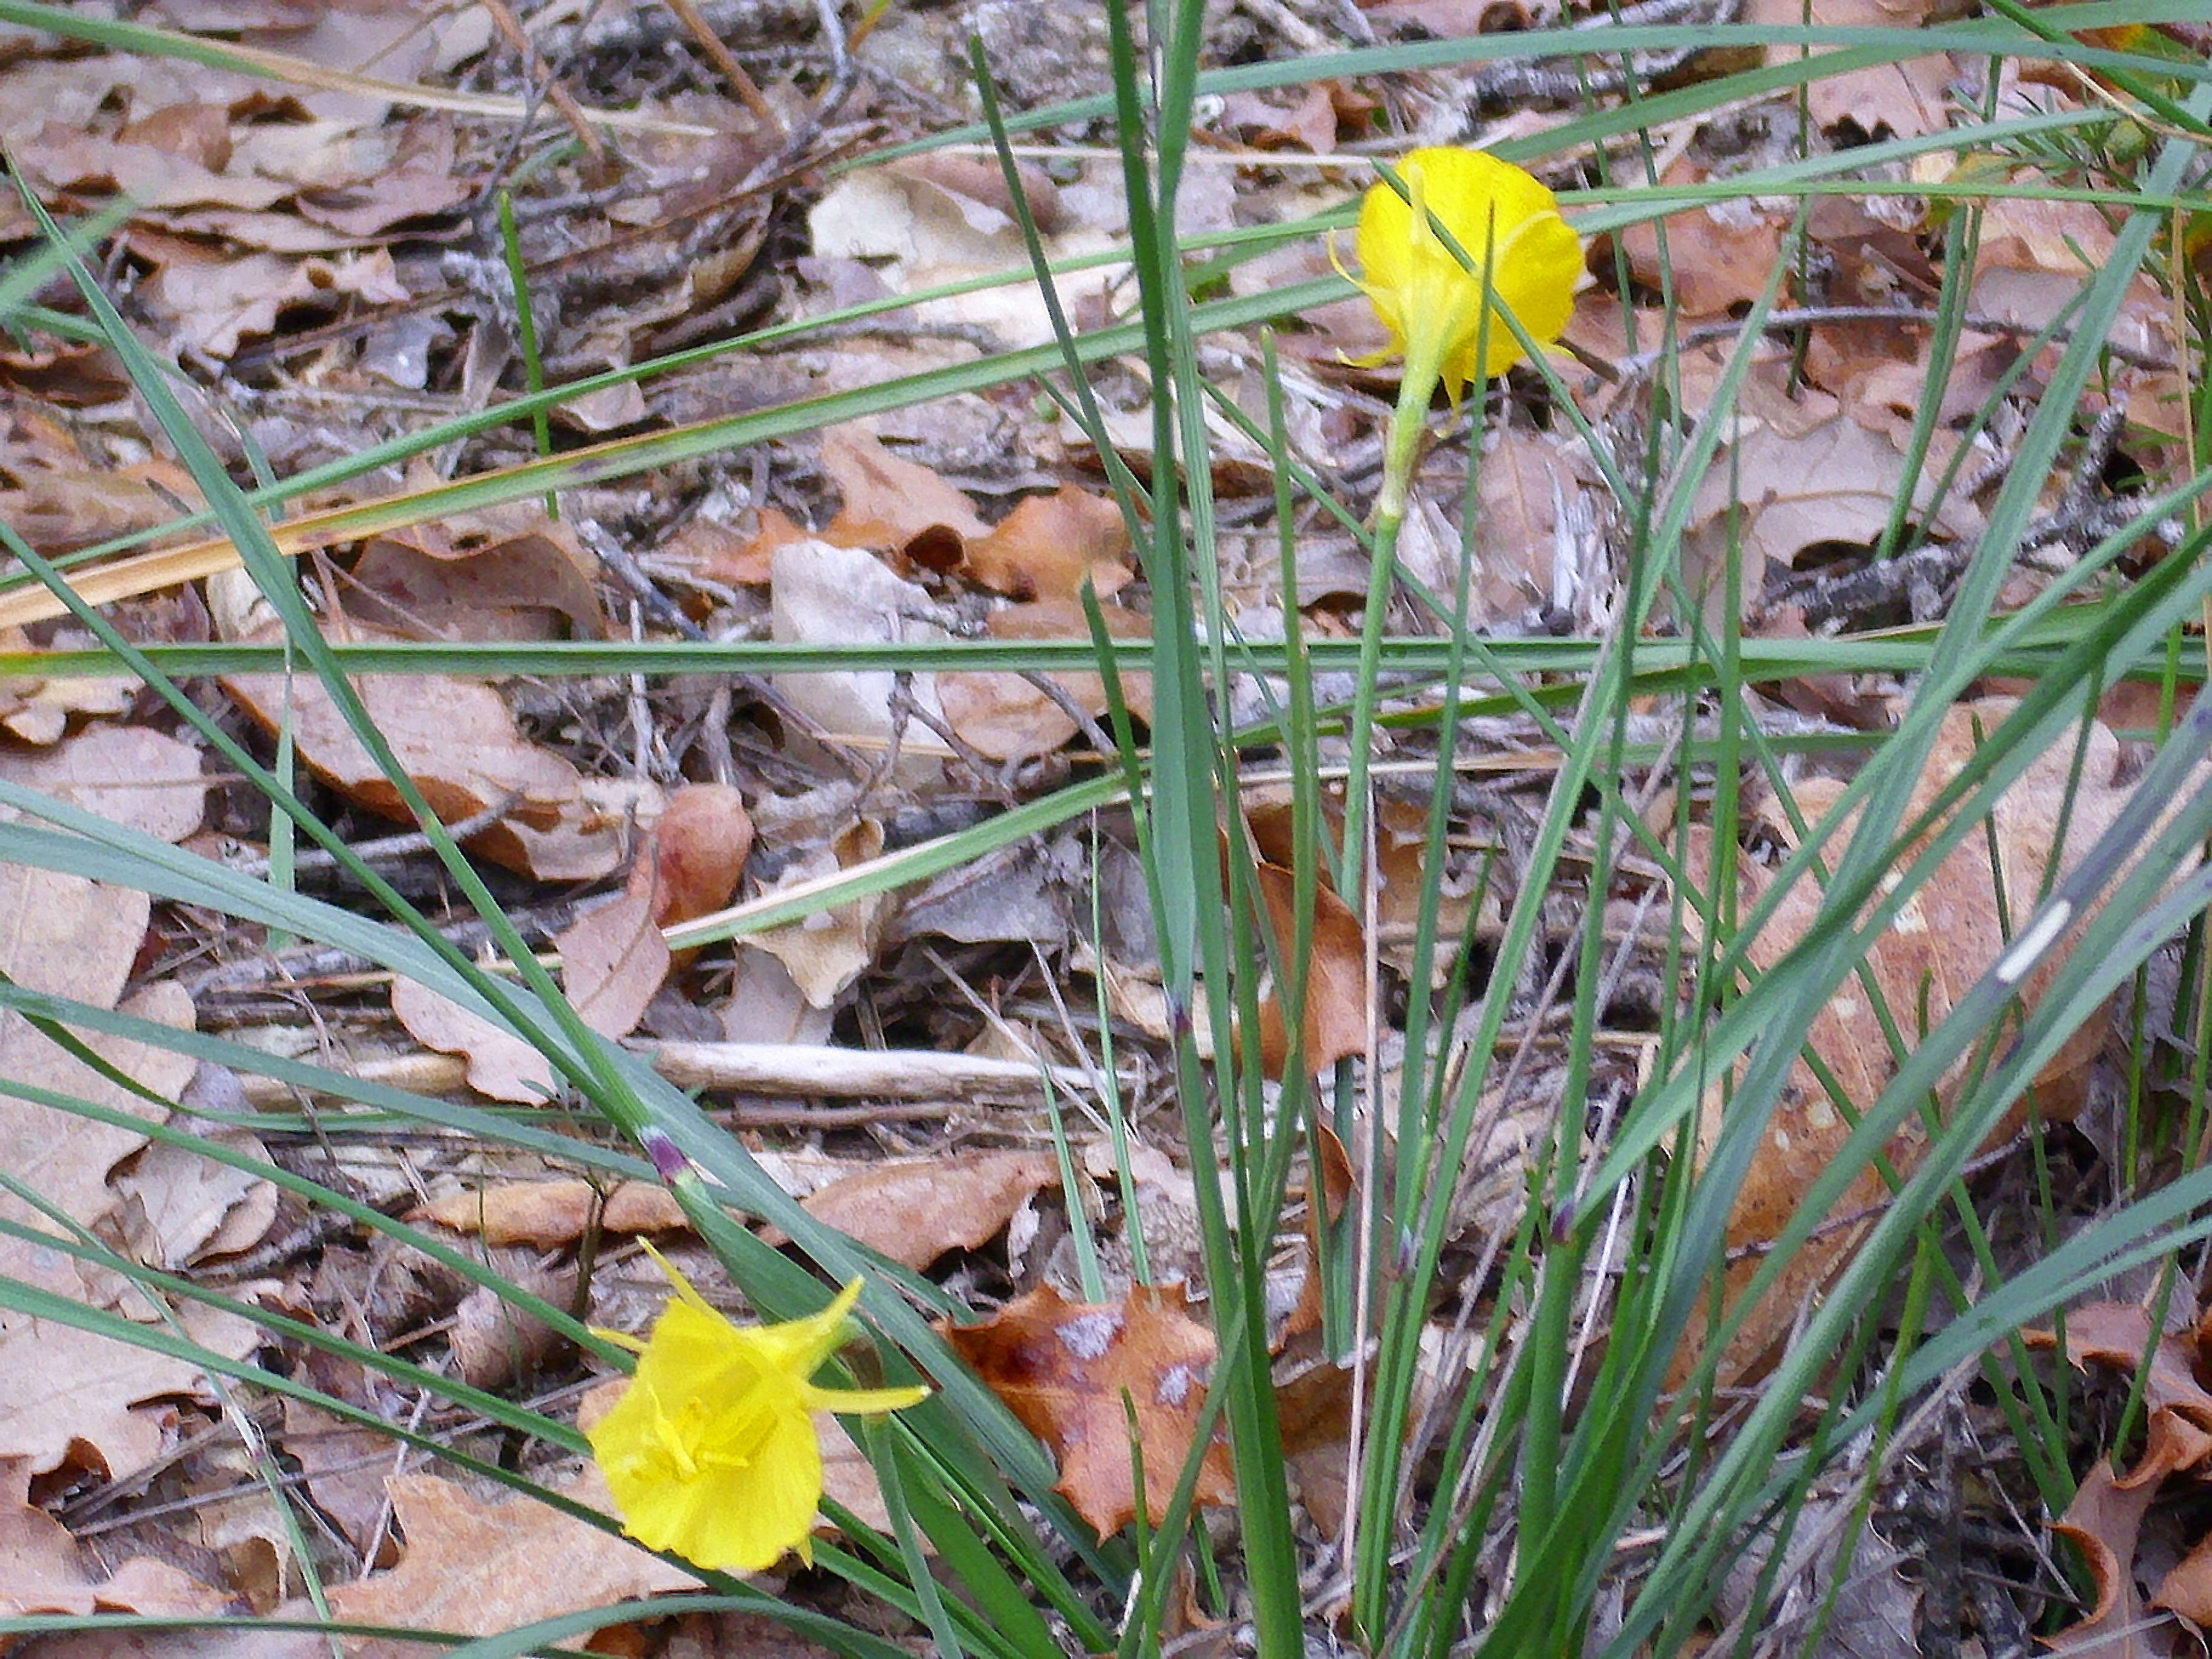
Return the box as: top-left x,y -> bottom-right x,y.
947,1282 -> 1235,1534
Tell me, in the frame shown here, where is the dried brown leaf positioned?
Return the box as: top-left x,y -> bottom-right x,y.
947,1282 -> 1235,1535
0,1457 -> 226,1626
389,980 -> 555,1105
2050,1458 -> 2164,1658
961,485 -> 1131,603
1247,861 -> 1370,1078
638,782 -> 754,929
555,890 -> 670,1042
744,818 -> 891,1008
1690,702 -> 2189,1382
939,597 -> 1152,763
820,425 -> 987,556
224,666 -> 622,881
416,1179 -> 688,1250
0,726 -> 208,843
346,526 -> 606,643
324,1469 -> 695,1655
799,1150 -> 1059,1272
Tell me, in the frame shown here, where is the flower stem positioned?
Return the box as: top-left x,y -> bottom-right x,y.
1342,355 -> 1441,879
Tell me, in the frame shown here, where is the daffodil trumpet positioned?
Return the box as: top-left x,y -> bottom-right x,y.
1338,146 -> 1583,523
588,1244 -> 928,1575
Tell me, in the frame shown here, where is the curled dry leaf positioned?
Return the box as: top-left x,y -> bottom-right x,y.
0,1456 -> 227,1627
389,979 -> 555,1105
744,817 -> 891,1008
960,484 -> 1132,603
793,1150 -> 1060,1272
637,782 -> 754,929
556,782 -> 756,1037
947,1281 -> 1235,1536
449,1256 -> 575,1392
416,1178 -> 689,1248
820,424 -> 988,558
2050,1459 -> 2163,1656
223,666 -> 623,882
939,597 -> 1152,763
1688,701 -> 2204,1384
2026,1300 -> 2212,1636
1617,156 -> 1791,321
109,1125 -> 279,1272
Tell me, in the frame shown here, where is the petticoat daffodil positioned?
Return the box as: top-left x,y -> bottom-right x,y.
588,1247 -> 928,1575
1329,147 -> 1582,886
1339,146 -> 1583,518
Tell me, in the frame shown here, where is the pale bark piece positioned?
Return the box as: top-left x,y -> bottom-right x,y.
643,1039 -> 1102,1104
389,979 -> 555,1104
223,668 -> 622,881
768,538 -> 951,754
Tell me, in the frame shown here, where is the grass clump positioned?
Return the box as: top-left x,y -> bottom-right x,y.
0,1 -> 2207,1656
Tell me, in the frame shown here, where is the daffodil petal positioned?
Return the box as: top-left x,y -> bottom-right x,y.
806,1381 -> 933,1414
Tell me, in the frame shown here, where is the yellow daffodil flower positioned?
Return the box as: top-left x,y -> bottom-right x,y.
1329,147 -> 1583,879
588,1248 -> 928,1574
1346,146 -> 1583,405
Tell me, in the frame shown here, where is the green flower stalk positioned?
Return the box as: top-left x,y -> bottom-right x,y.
1332,147 -> 1581,876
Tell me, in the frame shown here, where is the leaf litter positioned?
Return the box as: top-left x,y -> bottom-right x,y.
0,0 -> 2200,1651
